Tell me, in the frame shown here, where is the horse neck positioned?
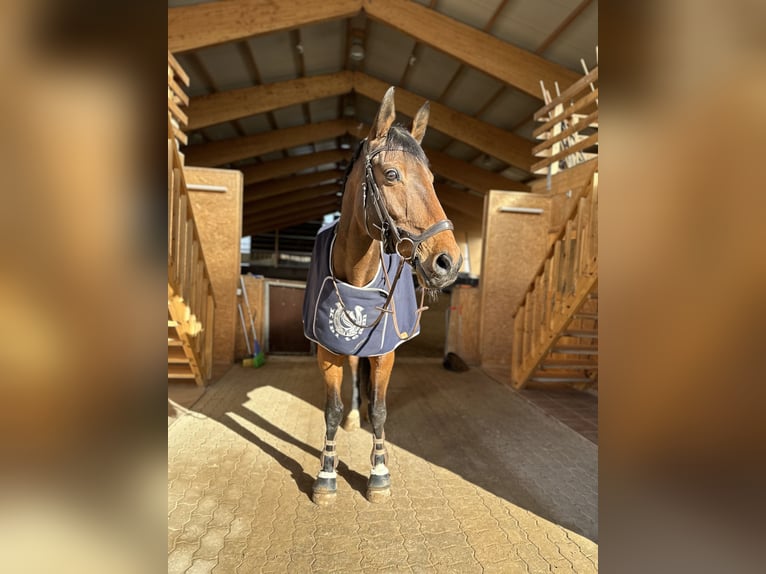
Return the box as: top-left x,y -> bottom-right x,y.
332,169 -> 381,287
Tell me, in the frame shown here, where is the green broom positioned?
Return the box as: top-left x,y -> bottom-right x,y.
240,276 -> 265,368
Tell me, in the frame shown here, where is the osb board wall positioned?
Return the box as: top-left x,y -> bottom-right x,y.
185,167 -> 243,367
444,207 -> 484,277
479,191 -> 553,369
445,285 -> 481,365
234,275 -> 265,361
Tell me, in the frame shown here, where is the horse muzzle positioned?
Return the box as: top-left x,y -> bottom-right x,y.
416,252 -> 462,290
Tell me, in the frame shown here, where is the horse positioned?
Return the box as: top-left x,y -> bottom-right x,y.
302,86 -> 462,504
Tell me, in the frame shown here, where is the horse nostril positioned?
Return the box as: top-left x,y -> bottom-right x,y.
434,252 -> 452,275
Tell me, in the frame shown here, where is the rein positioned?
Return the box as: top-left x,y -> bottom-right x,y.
330,137 -> 453,339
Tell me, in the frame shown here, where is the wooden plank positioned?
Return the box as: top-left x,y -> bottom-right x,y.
244,208 -> 338,235
242,149 -> 350,185
167,73 -> 190,106
534,67 -> 598,121
168,97 -> 188,127
169,0 -> 361,53
445,286 -> 481,365
532,132 -> 598,173
188,71 -> 353,129
434,184 -> 483,218
363,0 -> 580,100
355,73 -> 535,172
167,51 -> 190,86
243,169 -> 342,203
243,194 -> 341,225
534,89 -> 599,135
427,148 -> 528,193
532,109 -> 598,152
243,183 -> 340,216
185,119 -> 349,167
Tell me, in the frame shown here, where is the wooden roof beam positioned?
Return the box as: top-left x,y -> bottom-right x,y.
354,73 -> 535,172
242,149 -> 350,185
185,119 -> 351,167
244,183 -> 341,216
244,170 -> 342,203
244,192 -> 341,222
427,148 -> 528,193
169,0 -> 362,53
362,0 -> 580,99
243,198 -> 341,233
188,71 -> 354,130
434,184 -> 484,219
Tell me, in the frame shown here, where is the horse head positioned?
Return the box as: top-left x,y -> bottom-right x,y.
362,87 -> 463,291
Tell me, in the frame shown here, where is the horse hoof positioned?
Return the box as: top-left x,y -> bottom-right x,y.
312,490 -> 337,506
366,487 -> 391,503
343,410 -> 360,431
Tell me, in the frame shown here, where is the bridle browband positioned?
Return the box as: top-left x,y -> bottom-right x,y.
358,139 -> 454,265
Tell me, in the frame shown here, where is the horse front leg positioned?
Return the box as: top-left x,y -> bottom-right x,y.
313,345 -> 345,505
366,351 -> 395,502
342,355 -> 361,431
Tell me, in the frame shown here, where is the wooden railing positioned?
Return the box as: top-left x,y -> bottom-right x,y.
510,164 -> 598,389
532,65 -> 598,176
168,52 -> 215,384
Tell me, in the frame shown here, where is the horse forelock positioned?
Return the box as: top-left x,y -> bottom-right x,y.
382,125 -> 429,166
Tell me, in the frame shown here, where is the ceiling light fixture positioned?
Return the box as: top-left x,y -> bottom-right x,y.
349,39 -> 365,62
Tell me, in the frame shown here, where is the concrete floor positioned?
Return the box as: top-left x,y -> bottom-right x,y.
168,357 -> 598,573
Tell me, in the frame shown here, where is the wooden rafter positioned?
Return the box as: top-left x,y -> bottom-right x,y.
244,194 -> 341,224
243,183 -> 340,216
242,150 -> 350,185
362,0 -> 580,100
243,170 -> 342,203
426,148 -> 528,193
188,71 -> 354,131
169,0 -> 362,53
185,119 -> 351,166
434,184 -> 483,218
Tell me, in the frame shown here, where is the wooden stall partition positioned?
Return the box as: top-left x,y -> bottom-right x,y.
184,167 -> 243,372
444,208 -> 484,278
446,285 -> 481,365
478,191 -> 553,371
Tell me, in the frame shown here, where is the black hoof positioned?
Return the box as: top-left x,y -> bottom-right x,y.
367,473 -> 391,503
312,476 -> 337,506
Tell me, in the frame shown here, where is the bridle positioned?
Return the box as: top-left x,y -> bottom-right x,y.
329,137 -> 454,338
359,139 -> 454,265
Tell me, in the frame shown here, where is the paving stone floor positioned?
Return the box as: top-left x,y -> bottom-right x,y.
168,357 -> 598,573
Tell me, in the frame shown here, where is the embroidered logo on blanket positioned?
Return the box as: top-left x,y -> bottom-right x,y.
329,303 -> 366,341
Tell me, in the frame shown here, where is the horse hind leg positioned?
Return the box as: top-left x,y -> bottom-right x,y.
342,355 -> 362,431
313,346 -> 345,505
366,353 -> 394,502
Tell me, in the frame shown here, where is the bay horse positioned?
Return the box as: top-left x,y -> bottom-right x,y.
302,87 -> 462,504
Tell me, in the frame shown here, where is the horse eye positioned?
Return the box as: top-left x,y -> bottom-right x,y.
384,168 -> 400,182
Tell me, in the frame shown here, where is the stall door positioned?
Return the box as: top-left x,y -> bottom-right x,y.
268,284 -> 311,354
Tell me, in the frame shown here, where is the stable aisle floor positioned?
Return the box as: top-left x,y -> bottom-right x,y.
168,357 -> 598,573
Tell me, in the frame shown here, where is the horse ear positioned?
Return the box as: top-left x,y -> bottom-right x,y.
370,86 -> 396,143
411,101 -> 430,144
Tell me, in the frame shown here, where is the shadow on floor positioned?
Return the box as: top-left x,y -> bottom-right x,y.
191,356 -> 598,541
